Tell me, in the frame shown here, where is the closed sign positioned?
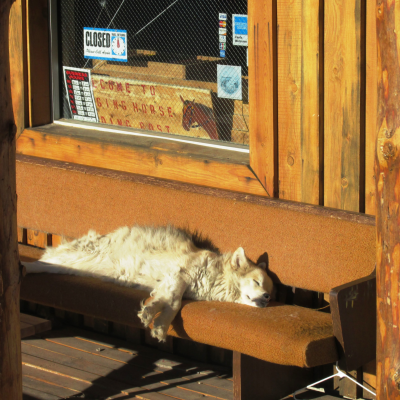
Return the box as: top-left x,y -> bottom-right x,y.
84,27 -> 128,62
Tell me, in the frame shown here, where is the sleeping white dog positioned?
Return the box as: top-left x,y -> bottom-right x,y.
23,225 -> 274,341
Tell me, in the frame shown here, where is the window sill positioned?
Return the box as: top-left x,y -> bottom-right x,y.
17,122 -> 267,196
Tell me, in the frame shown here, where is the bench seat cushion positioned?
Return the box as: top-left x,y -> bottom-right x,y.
21,273 -> 338,368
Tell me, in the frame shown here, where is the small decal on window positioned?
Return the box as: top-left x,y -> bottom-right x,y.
217,65 -> 242,100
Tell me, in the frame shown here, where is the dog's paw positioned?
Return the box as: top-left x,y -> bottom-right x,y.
150,325 -> 168,342
138,306 -> 153,328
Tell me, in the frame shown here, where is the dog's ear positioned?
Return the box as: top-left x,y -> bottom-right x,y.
258,262 -> 267,271
231,247 -> 247,270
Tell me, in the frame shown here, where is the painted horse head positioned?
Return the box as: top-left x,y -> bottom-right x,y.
180,95 -> 218,140
180,96 -> 195,132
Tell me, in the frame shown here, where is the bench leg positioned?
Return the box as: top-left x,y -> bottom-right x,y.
233,352 -> 313,400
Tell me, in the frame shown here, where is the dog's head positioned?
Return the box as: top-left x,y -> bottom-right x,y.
230,247 -> 274,308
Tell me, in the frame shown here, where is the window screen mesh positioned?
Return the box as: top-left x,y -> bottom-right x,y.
59,0 -> 249,145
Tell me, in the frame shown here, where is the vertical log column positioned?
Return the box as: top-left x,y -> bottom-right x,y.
0,0 -> 23,398
376,1 -> 400,399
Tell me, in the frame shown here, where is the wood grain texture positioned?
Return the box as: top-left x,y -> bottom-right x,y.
51,234 -> 63,247
248,0 -> 277,197
329,275 -> 376,372
233,352 -> 312,400
278,0 -> 320,204
27,229 -> 47,248
17,226 -> 24,243
375,1 -> 400,398
9,0 -> 24,138
0,0 -> 23,398
26,0 -> 51,127
324,0 -> 362,211
365,2 -> 378,215
16,126 -> 267,197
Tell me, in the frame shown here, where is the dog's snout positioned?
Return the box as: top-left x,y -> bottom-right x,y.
263,293 -> 270,300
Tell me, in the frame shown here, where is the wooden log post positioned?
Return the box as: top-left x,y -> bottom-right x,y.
0,0 -> 23,398
376,1 -> 400,399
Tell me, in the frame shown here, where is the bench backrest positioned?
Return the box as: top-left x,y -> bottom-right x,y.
16,156 -> 376,293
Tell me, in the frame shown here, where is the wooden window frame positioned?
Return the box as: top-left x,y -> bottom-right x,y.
17,0 -> 276,197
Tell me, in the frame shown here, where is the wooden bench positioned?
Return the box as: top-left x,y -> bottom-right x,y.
17,155 -> 376,400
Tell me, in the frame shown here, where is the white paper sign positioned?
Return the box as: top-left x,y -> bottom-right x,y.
217,65 -> 242,100
84,28 -> 128,62
232,14 -> 248,46
63,66 -> 99,122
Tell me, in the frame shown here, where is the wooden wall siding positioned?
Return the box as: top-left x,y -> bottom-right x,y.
324,0 -> 363,212
277,0 -> 320,204
249,0 -> 278,197
51,234 -> 63,247
19,0 -> 378,212
365,2 -> 377,216
26,0 -> 51,127
18,228 -> 64,249
27,230 -> 48,248
9,0 -> 25,139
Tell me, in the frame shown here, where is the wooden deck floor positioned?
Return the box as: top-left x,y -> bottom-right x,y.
22,327 -> 233,400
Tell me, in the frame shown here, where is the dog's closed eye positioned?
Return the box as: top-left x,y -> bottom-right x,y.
253,280 -> 260,286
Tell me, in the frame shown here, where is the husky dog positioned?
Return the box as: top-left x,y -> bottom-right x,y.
24,225 -> 273,341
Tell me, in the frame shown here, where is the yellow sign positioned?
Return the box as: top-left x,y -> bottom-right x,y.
91,75 -> 217,140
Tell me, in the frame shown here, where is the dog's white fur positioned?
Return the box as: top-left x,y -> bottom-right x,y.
23,225 -> 273,341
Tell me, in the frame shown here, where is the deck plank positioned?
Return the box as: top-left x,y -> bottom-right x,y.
22,353 -> 129,395
44,329 -> 220,375
161,374 -> 233,391
23,386 -> 61,400
21,327 -> 233,400
23,336 -> 164,381
161,386 -> 228,400
22,341 -> 161,390
56,327 -> 228,372
23,364 -> 120,398
44,333 -> 172,372
177,381 -> 232,399
23,375 -> 78,398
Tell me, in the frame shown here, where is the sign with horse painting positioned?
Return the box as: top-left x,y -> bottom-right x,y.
91,74 -> 218,140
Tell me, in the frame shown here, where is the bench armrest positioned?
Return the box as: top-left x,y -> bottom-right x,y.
329,272 -> 376,371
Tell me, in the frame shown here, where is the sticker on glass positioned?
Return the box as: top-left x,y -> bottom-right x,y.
63,67 -> 99,123
219,43 -> 226,50
232,15 -> 248,46
84,28 -> 128,62
219,28 -> 227,35
219,35 -> 226,43
220,50 -> 226,58
219,13 -> 227,20
219,20 -> 226,28
217,65 -> 242,100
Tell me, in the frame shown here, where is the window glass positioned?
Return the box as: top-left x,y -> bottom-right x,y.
59,0 -> 249,145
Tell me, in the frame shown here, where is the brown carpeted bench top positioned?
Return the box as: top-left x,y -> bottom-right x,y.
21,273 -> 338,368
